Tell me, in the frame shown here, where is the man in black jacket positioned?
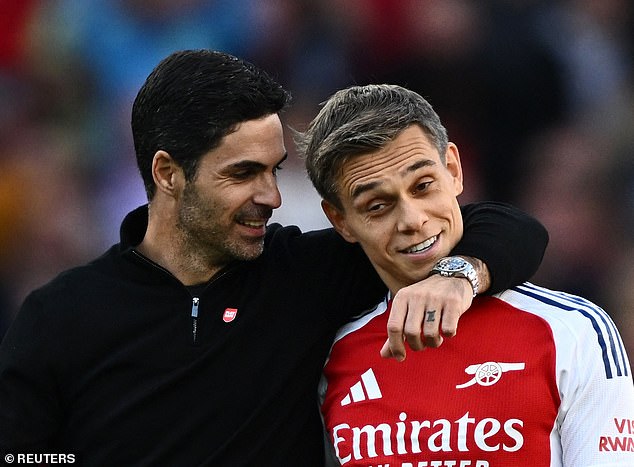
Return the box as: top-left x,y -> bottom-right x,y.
0,50 -> 547,466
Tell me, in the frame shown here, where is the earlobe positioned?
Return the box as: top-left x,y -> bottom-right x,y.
321,200 -> 357,244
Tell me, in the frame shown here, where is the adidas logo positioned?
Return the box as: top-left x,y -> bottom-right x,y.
341,368 -> 382,406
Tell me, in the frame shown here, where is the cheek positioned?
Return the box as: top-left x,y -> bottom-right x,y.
346,216 -> 383,242
190,185 -> 238,221
216,185 -> 250,210
358,223 -> 393,254
448,201 -> 464,237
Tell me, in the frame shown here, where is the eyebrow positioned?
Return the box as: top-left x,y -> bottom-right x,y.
228,152 -> 288,171
406,159 -> 436,173
350,158 -> 436,200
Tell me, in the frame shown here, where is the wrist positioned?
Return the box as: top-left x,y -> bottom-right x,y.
467,256 -> 491,294
430,256 -> 481,297
455,256 -> 491,294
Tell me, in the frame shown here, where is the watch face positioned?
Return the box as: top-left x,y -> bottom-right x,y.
440,257 -> 467,272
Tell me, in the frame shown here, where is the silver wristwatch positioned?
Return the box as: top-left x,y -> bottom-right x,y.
430,256 -> 479,297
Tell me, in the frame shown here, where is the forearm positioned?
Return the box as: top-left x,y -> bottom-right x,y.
455,202 -> 548,294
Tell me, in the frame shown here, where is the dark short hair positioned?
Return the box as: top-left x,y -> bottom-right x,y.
296,84 -> 448,209
131,49 -> 291,199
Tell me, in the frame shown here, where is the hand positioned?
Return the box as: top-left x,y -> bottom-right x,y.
380,274 -> 474,361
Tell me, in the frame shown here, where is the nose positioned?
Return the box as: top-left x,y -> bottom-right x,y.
253,173 -> 282,209
396,197 -> 428,233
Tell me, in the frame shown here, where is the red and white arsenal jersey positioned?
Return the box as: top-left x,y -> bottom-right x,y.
320,283 -> 634,466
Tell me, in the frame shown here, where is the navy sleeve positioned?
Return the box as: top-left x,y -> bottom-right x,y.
454,202 -> 549,294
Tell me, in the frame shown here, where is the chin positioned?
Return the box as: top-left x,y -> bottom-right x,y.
235,243 -> 265,261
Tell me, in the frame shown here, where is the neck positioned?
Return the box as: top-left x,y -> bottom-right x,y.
137,209 -> 223,286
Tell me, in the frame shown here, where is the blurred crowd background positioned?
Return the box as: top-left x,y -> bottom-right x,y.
1,0 -> 633,366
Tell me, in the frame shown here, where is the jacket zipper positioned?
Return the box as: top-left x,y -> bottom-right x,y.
186,268 -> 235,345
129,249 -> 237,345
191,297 -> 200,344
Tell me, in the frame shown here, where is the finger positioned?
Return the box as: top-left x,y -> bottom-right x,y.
380,339 -> 391,358
380,339 -> 398,359
381,337 -> 406,362
440,283 -> 472,337
440,305 -> 460,338
421,308 -> 444,348
385,298 -> 408,361
403,303 -> 427,351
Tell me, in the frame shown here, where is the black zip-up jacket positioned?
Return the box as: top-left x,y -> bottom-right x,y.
0,202 -> 547,466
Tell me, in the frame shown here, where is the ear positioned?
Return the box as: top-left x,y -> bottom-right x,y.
321,200 -> 358,244
152,150 -> 183,197
445,142 -> 464,196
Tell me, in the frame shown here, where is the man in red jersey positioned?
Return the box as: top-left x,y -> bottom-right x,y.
298,84 -> 634,466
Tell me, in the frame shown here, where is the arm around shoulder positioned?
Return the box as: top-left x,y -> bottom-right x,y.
455,202 -> 549,294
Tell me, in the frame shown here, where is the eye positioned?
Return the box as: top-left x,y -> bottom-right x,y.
273,163 -> 284,177
414,181 -> 432,193
232,169 -> 254,180
368,202 -> 387,213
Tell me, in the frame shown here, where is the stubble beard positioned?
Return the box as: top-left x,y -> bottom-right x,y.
177,183 -> 265,268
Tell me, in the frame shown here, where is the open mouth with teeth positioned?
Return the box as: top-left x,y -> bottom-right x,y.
239,220 -> 267,229
401,235 -> 437,254
236,218 -> 269,238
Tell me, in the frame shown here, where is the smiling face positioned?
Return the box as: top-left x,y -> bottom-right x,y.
176,114 -> 286,266
322,124 -> 464,293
